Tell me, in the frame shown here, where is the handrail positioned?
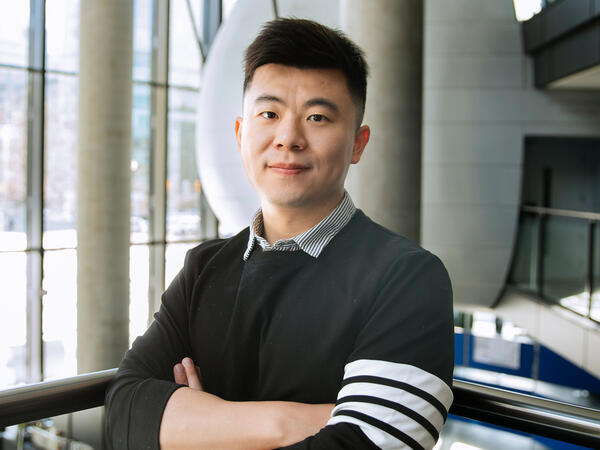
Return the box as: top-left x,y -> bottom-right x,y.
521,205 -> 600,222
0,369 -> 117,428
451,379 -> 600,447
1,371 -> 600,447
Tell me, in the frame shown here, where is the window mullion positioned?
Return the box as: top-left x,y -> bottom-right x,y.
25,0 -> 46,383
148,0 -> 170,321
198,0 -> 220,240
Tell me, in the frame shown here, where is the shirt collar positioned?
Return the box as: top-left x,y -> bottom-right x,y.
243,191 -> 356,260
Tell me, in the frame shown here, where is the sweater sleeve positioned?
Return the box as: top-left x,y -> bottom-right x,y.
283,250 -> 454,450
104,246 -> 204,450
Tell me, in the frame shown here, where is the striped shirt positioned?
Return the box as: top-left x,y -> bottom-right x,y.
328,360 -> 453,449
243,191 -> 356,260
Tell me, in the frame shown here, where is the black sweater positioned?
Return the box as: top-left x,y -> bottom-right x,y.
105,210 -> 454,449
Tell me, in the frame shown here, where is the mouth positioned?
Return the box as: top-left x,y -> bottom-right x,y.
267,163 -> 310,175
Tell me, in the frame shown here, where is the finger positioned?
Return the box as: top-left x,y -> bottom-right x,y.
182,357 -> 203,390
173,363 -> 188,385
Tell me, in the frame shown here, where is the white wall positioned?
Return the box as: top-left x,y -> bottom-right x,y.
421,0 -> 600,307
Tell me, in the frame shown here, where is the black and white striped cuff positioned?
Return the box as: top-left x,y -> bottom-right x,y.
327,359 -> 453,450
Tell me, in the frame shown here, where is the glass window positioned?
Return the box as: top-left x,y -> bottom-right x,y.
45,0 -> 80,73
42,249 -> 77,380
131,83 -> 151,244
169,0 -> 202,87
0,252 -> 27,388
0,69 -> 28,249
167,88 -> 201,241
43,74 -> 78,249
133,0 -> 153,82
165,242 -> 197,287
130,245 -> 149,344
544,216 -> 589,315
508,214 -> 539,292
0,3 -> 29,67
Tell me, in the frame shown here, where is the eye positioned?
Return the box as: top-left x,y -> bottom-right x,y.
308,114 -> 328,123
260,111 -> 277,119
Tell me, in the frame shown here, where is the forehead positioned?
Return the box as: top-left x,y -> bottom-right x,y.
244,64 -> 353,105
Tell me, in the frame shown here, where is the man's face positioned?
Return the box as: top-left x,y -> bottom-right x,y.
235,63 -> 369,213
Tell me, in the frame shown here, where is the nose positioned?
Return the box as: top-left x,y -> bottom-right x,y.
274,115 -> 307,151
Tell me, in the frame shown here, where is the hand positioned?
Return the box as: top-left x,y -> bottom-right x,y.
173,357 -> 203,390
163,358 -> 333,449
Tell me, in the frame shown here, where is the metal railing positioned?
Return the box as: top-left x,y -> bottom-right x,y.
509,205 -> 599,323
0,369 -> 116,428
1,370 -> 600,447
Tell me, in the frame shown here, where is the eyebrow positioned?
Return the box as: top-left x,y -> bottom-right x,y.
304,97 -> 340,114
254,94 -> 284,105
253,94 -> 340,114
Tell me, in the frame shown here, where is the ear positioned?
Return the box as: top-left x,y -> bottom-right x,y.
235,116 -> 243,152
351,125 -> 370,164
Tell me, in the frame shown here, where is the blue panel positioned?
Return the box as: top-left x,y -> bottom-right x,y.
538,346 -> 600,394
533,435 -> 590,450
454,333 -> 600,396
467,335 -> 535,378
454,332 -> 464,366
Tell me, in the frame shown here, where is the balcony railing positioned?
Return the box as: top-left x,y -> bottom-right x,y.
1,370 -> 600,448
509,205 -> 599,323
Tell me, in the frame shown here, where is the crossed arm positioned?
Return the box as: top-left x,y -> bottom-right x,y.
159,357 -> 335,449
107,243 -> 454,449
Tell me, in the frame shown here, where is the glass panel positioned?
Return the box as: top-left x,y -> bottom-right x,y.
508,213 -> 539,292
43,249 -> 77,380
0,69 -> 28,250
167,88 -> 201,241
130,245 -> 149,344
45,0 -> 80,73
0,252 -> 27,388
169,0 -> 202,87
0,3 -> 29,67
543,216 -> 589,315
43,74 -> 78,249
133,0 -> 152,82
592,223 -> 600,322
522,138 -> 600,213
131,83 -> 151,244
165,242 -> 198,287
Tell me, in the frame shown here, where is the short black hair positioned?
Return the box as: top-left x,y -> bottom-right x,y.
243,18 -> 369,125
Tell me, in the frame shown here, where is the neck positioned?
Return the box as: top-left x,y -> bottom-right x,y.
261,194 -> 344,244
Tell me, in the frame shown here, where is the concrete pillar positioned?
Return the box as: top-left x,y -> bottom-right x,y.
77,0 -> 133,373
342,0 -> 423,242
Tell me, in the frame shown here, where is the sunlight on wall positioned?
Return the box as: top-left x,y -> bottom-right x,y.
513,0 -> 542,22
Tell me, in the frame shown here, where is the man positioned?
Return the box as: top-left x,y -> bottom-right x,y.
106,18 -> 454,449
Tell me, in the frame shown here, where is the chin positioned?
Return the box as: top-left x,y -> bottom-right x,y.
263,191 -> 312,209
